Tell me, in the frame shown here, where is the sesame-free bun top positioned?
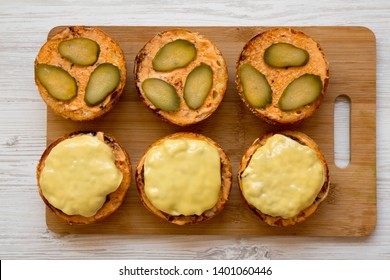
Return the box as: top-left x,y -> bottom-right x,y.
236,28 -> 329,125
34,26 -> 126,121
134,29 -> 228,126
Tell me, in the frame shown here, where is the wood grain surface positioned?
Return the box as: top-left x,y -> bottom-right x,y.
45,26 -> 376,236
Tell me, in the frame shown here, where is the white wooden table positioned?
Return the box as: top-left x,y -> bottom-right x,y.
1,0 -> 389,259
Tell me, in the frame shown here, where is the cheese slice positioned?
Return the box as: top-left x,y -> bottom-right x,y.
144,139 -> 221,216
241,134 -> 324,218
39,135 -> 123,217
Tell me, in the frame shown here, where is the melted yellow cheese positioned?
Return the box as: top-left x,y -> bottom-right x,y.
39,135 -> 123,217
144,139 -> 221,216
241,134 -> 324,219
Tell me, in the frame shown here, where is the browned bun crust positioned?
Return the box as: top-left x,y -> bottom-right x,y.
135,132 -> 232,225
236,28 -> 329,125
36,131 -> 131,225
34,26 -> 127,121
237,130 -> 329,226
134,29 -> 228,126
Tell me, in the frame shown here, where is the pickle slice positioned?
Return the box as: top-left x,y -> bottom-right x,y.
264,43 -> 309,68
58,38 -> 100,66
35,64 -> 77,101
85,63 -> 120,106
278,74 -> 323,111
239,63 -> 272,109
142,78 -> 180,112
152,39 -> 196,72
183,63 -> 213,109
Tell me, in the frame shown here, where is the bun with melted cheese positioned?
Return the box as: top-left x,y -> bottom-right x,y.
135,132 -> 232,225
237,130 -> 329,226
36,131 -> 131,225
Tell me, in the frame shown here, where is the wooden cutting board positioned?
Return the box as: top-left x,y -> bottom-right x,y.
45,26 -> 376,236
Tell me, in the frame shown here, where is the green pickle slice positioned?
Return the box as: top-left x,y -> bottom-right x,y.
264,43 -> 309,68
152,39 -> 196,72
85,63 -> 120,106
35,64 -> 77,101
278,74 -> 323,111
58,38 -> 100,66
239,63 -> 272,109
184,63 -> 213,110
142,78 -> 180,112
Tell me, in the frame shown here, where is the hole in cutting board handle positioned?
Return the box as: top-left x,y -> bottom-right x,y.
334,95 -> 351,168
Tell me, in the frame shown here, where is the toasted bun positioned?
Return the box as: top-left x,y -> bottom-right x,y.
134,29 -> 228,126
36,131 -> 131,225
135,132 -> 232,225
236,28 -> 329,125
34,26 -> 126,121
237,130 -> 329,226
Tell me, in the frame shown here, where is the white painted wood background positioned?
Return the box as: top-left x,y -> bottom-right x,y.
0,0 -> 389,259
